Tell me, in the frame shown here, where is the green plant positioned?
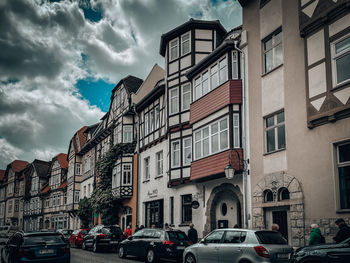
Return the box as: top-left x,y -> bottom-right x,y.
77,197 -> 92,228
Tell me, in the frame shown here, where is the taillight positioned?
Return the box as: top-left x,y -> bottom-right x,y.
187,241 -> 193,245
254,246 -> 269,258
97,234 -> 107,239
18,248 -> 31,258
163,240 -> 175,245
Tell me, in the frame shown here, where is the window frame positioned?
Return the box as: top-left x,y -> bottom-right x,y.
233,113 -> 240,148
181,32 -> 191,56
144,157 -> 150,181
171,140 -> 181,168
262,28 -> 283,74
169,38 -> 179,61
232,51 -> 239,80
331,32 -> 350,87
264,110 -> 286,154
181,194 -> 192,224
156,151 -> 163,177
181,83 -> 191,111
336,141 -> 350,210
169,87 -> 179,115
183,137 -> 192,165
123,125 -> 133,143
122,164 -> 132,186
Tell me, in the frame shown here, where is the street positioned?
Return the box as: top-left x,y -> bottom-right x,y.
70,248 -> 174,263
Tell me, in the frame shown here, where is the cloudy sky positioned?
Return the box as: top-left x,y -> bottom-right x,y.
0,0 -> 241,169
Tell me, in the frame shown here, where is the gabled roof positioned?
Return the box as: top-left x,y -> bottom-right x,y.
41,184 -> 50,194
160,18 -> 227,56
32,160 -> 51,179
0,170 -> 5,181
68,126 -> 88,156
112,75 -> 143,94
55,153 -> 68,169
9,160 -> 29,173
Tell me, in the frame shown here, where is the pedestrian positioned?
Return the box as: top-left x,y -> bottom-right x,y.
124,225 -> 132,238
309,224 -> 322,246
140,225 -> 145,230
333,218 -> 350,243
271,223 -> 279,232
164,223 -> 170,230
151,224 -> 156,229
188,223 -> 198,244
135,225 -> 140,233
233,224 -> 239,228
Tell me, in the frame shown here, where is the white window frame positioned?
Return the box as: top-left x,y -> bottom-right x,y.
181,32 -> 191,56
182,83 -> 191,111
170,38 -> 179,61
155,105 -> 160,129
122,164 -> 132,186
156,151 -> 163,177
233,113 -> 240,148
75,163 -> 81,175
194,116 -> 229,160
183,137 -> 192,165
150,110 -> 155,132
123,125 -> 133,143
331,33 -> 350,87
171,140 -> 181,168
74,191 -> 80,203
170,87 -> 179,115
232,51 -> 239,80
144,157 -> 150,181
144,113 -> 149,136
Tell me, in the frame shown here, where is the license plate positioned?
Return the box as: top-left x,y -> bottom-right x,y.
176,246 -> 185,250
277,253 -> 289,259
39,249 -> 54,255
110,241 -> 118,244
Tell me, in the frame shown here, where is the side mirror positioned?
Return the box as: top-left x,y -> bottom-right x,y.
200,239 -> 207,245
128,236 -> 133,240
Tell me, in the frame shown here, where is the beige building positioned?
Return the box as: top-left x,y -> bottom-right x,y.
238,0 -> 350,246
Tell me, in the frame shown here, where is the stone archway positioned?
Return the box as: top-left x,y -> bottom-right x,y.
204,183 -> 243,236
252,172 -> 305,247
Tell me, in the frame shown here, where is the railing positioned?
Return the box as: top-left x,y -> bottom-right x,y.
112,186 -> 133,199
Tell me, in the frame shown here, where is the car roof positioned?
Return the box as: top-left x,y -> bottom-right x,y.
23,232 -> 60,237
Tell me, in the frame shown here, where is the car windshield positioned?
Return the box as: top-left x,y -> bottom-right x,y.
255,231 -> 287,245
23,234 -> 65,246
72,230 -> 79,235
168,231 -> 189,241
107,226 -> 122,235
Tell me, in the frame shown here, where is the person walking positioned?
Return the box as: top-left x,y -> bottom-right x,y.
333,218 -> 350,243
309,224 -> 322,245
124,225 -> 132,238
188,223 -> 198,244
271,223 -> 279,232
164,223 -> 170,230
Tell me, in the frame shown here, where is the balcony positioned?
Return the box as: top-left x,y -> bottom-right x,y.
112,186 -> 133,199
190,80 -> 242,124
190,148 -> 243,182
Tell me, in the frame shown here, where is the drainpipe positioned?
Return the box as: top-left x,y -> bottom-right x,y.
234,40 -> 250,229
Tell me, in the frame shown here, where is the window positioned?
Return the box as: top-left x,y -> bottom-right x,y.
182,194 -> 192,223
205,230 -> 224,243
233,113 -> 240,148
75,163 -> 81,175
263,29 -> 283,73
115,123 -> 122,144
171,140 -> 180,167
14,200 -> 19,212
170,88 -> 179,114
64,193 -> 67,205
337,142 -> 350,209
45,198 -> 50,208
144,113 -> 149,135
232,51 -> 239,79
150,110 -> 155,132
183,137 -> 192,165
170,38 -> 179,61
122,164 -> 132,185
74,191 -> 80,203
8,200 -> 12,213
170,196 -> 174,225
182,83 -> 191,111
224,231 -> 247,243
332,34 -> 350,86
219,58 -> 228,84
144,157 -> 150,181
123,125 -> 133,143
194,117 -> 229,160
202,71 -> 209,96
264,190 -> 274,202
278,187 -> 290,201
155,106 -> 160,129
265,111 -> 285,153
156,151 -> 163,177
84,186 -> 87,197
88,184 -> 91,195
181,32 -> 190,56
8,182 -> 13,194
210,64 -> 219,90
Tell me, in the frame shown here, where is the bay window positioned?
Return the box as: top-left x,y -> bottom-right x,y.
123,125 -> 133,143
122,164 -> 132,185
181,32 -> 190,56
182,83 -> 191,110
144,113 -> 149,135
171,140 -> 180,167
332,33 -> 350,86
170,88 -> 179,114
233,113 -> 240,148
183,137 -> 192,165
155,106 -> 160,129
232,51 -> 239,79
170,39 -> 179,61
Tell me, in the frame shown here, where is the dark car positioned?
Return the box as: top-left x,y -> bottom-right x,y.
0,231 -> 70,263
292,237 -> 350,263
118,228 -> 192,263
57,229 -> 73,242
82,225 -> 123,252
68,229 -> 90,248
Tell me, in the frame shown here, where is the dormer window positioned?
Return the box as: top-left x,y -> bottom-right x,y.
170,38 -> 179,61
181,32 -> 190,56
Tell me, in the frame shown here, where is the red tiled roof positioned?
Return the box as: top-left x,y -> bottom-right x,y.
77,126 -> 88,149
0,170 -> 5,181
11,160 -> 29,173
41,185 -> 51,194
58,181 -> 67,189
56,153 -> 68,169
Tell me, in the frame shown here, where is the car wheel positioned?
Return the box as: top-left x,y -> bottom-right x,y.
185,254 -> 196,263
118,245 -> 126,258
146,249 -> 158,263
92,241 -> 98,253
82,241 -> 87,250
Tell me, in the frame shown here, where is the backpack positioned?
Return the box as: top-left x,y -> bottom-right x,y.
320,233 -> 325,244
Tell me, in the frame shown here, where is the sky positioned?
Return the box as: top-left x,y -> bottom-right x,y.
0,0 -> 242,169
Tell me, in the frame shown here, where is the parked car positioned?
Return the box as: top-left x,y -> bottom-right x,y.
57,229 -> 73,242
118,228 -> 192,263
68,229 -> 90,248
183,228 -> 293,263
0,231 -> 70,263
292,237 -> 350,263
0,226 -> 20,244
82,225 -> 123,252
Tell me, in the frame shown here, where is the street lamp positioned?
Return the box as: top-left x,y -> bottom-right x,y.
224,163 -> 235,179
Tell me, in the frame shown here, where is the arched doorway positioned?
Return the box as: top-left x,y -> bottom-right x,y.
204,183 -> 243,236
120,207 -> 132,231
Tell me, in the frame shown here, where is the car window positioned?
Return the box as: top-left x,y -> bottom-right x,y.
81,230 -> 88,235
223,231 -> 246,243
151,230 -> 162,238
108,226 -> 122,235
72,230 -> 79,235
133,229 -> 144,237
101,228 -> 110,235
255,231 -> 287,245
23,235 -> 65,245
168,231 -> 189,241
205,230 -> 224,243
143,230 -> 156,238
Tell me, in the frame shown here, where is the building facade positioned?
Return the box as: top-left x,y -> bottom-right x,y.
238,0 -> 350,246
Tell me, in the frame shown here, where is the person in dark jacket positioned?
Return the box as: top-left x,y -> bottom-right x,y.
333,218 -> 350,243
188,223 -> 198,244
309,224 -> 322,245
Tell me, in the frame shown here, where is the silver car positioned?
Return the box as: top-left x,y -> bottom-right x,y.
183,228 -> 293,263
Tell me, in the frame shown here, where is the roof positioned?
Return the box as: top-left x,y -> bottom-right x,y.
10,160 -> 29,173
58,181 -> 67,189
32,160 -> 51,179
0,170 -> 5,181
160,19 -> 227,56
112,75 -> 143,94
41,185 -> 51,194
69,126 -> 88,155
135,80 -> 165,112
55,153 -> 68,169
237,0 -> 251,7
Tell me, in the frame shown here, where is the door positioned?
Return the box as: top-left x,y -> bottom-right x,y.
127,229 -> 144,256
145,200 -> 164,228
272,211 -> 288,241
197,230 -> 224,263
218,231 -> 246,263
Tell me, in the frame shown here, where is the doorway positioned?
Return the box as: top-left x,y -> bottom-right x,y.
265,207 -> 290,243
